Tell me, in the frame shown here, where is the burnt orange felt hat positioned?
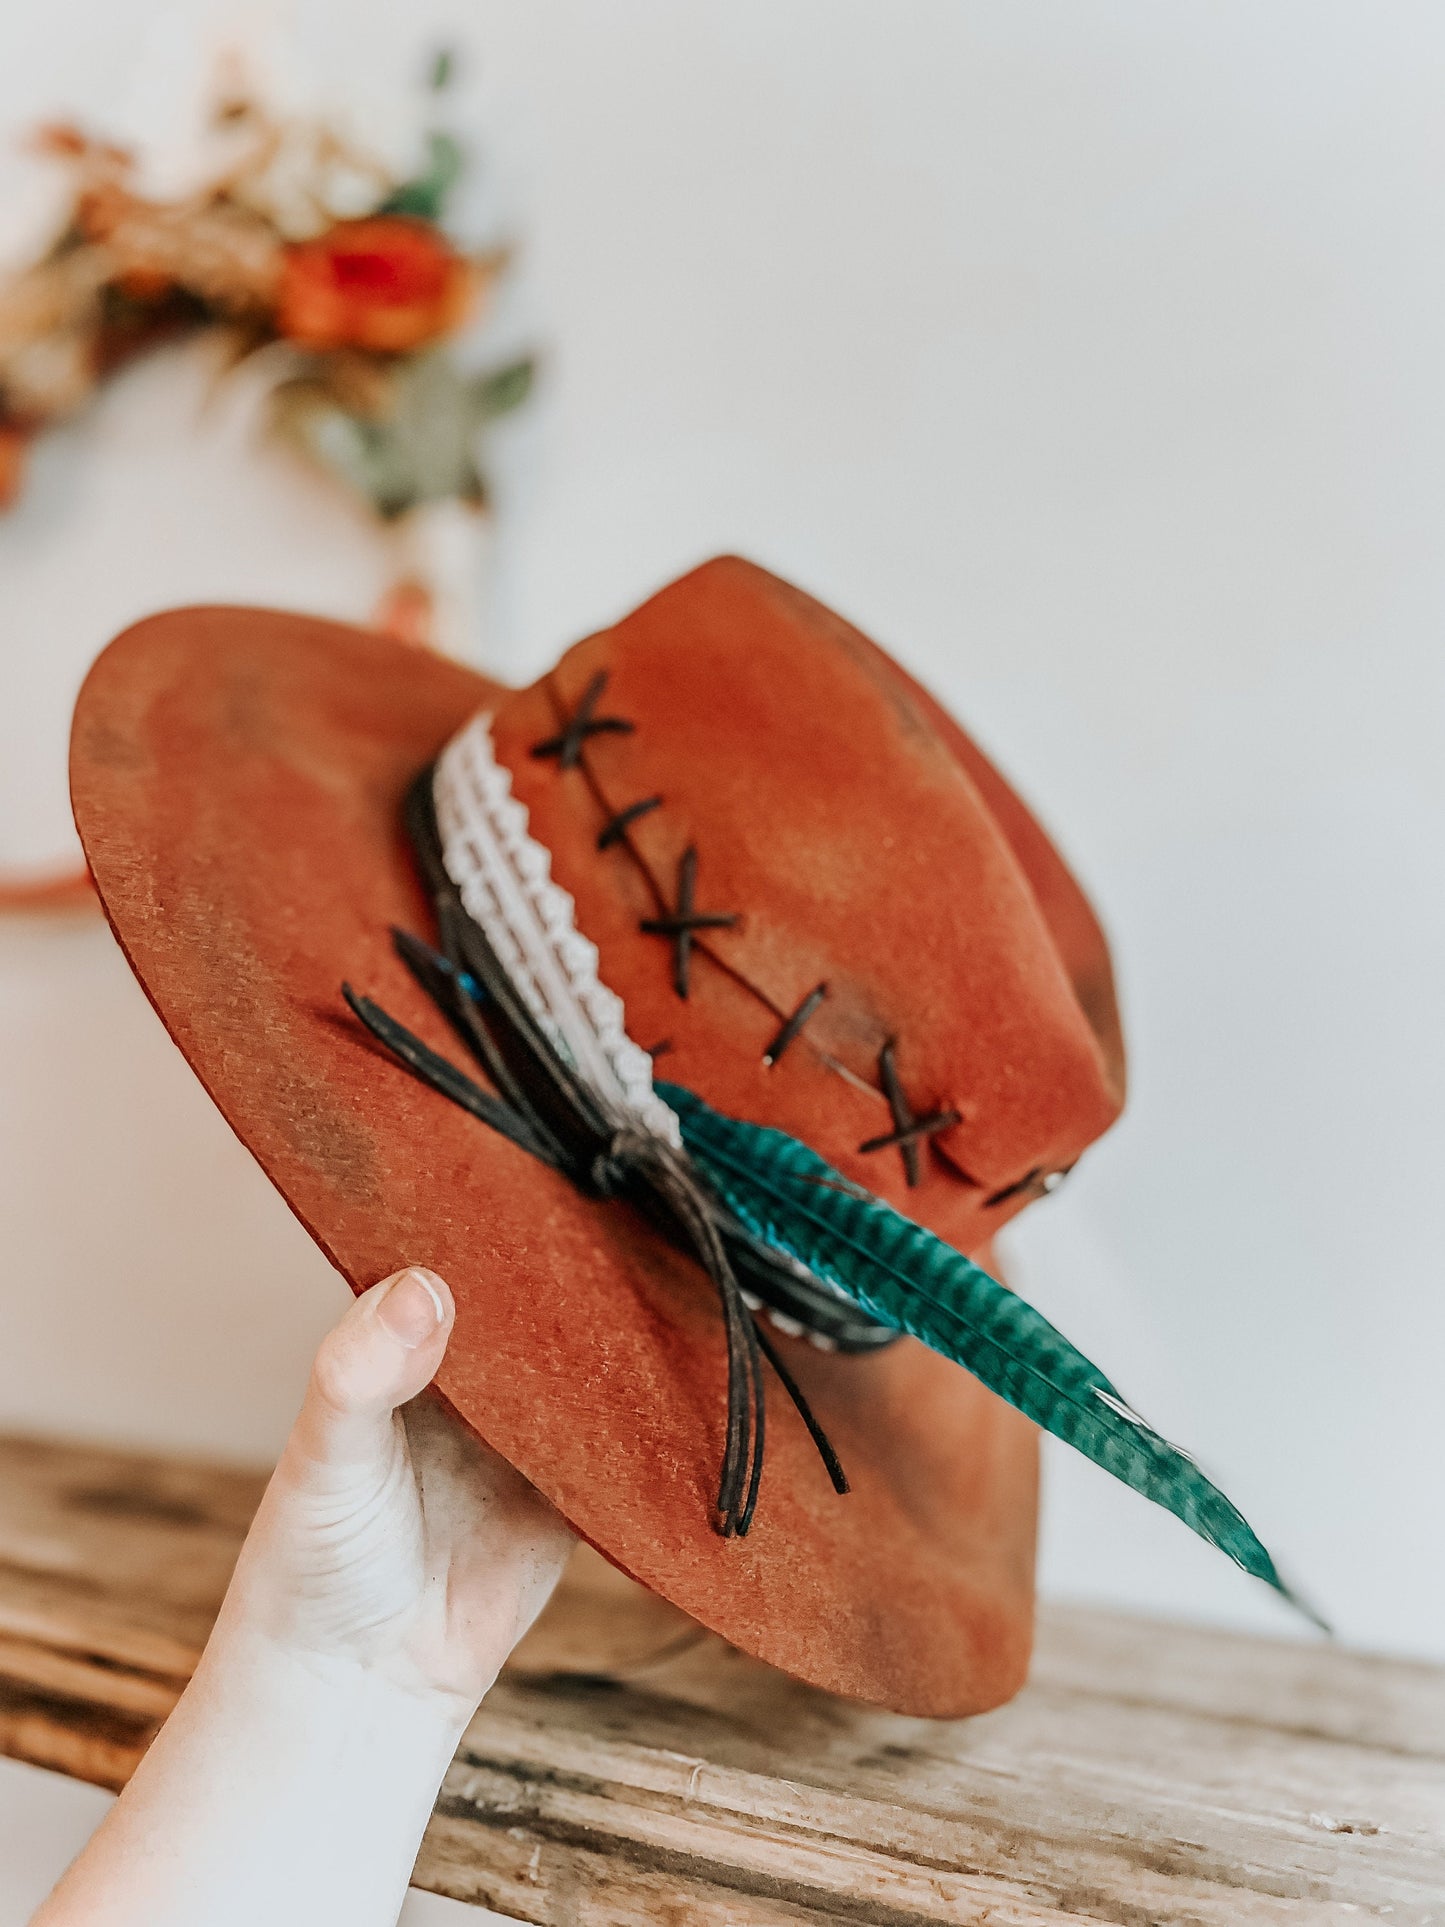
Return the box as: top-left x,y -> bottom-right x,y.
70,556 -> 1297,1717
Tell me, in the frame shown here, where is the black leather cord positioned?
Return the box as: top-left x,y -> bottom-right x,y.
340,768 -> 878,1535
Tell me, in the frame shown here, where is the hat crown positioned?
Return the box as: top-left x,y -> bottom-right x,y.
487,557 -> 1121,1250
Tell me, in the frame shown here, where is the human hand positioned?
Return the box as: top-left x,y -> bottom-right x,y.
218,1265 -> 576,1715
36,1267 -> 576,1927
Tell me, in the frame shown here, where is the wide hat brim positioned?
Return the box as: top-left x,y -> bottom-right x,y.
70,592 -> 1096,1717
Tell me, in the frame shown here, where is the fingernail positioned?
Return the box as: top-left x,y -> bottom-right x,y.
376,1268 -> 448,1348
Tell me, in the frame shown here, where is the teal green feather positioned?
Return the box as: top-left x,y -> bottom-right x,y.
658,1080 -> 1323,1628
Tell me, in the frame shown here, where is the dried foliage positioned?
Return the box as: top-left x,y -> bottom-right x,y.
0,66 -> 532,519
0,57 -> 533,913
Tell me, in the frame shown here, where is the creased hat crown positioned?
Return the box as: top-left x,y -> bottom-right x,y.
487,556 -> 1123,1251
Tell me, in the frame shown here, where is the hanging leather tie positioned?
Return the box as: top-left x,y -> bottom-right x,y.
343,769 -> 867,1537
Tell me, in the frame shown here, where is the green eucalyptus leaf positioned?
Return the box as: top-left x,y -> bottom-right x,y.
658,1079 -> 1324,1629
470,357 -> 535,421
271,352 -> 507,518
271,382 -> 400,516
381,353 -> 476,497
379,131 -> 465,222
271,341 -> 533,519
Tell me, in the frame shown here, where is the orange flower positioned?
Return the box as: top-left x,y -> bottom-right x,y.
276,217 -> 475,354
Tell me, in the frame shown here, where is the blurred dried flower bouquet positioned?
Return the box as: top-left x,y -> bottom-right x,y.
0,51 -> 532,646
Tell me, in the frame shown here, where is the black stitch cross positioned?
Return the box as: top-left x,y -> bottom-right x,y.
640,847 -> 738,998
858,1040 -> 961,1187
531,669 -> 634,769
598,794 -> 662,849
763,983 -> 828,1066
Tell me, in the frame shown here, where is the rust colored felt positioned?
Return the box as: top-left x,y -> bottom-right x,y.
70,557 -> 1123,1717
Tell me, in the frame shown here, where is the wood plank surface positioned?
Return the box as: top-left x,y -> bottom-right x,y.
0,1431 -> 1439,1923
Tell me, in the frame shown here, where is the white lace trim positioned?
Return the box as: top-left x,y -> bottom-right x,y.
432,711 -> 682,1148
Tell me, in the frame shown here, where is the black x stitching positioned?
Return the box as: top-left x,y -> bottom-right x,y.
531,670 -> 635,769
598,794 -> 663,849
763,983 -> 828,1066
857,1040 -> 961,1187
639,846 -> 739,998
533,664 -> 972,1195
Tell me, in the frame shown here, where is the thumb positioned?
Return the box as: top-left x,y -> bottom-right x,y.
296,1267 -> 455,1470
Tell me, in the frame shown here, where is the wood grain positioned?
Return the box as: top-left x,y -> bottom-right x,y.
1,1431 -> 1440,1923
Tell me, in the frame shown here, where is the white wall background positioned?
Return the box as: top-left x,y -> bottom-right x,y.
2,2 -> 1443,1899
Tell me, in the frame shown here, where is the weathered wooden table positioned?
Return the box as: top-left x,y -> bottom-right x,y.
0,1431 -> 1439,1924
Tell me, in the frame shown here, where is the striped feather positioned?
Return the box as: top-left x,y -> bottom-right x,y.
659,1080 -> 1323,1627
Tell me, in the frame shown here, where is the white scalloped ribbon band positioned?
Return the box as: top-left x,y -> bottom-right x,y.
433,712 -> 682,1148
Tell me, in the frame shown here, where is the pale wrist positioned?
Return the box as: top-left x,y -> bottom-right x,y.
38,1622 -> 475,1927
204,1602 -> 489,1738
